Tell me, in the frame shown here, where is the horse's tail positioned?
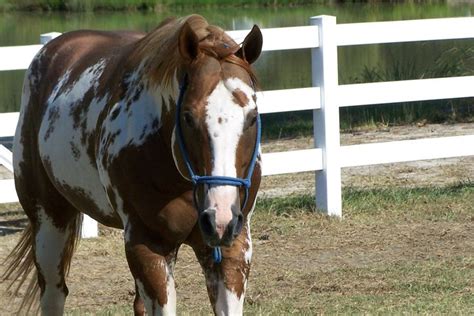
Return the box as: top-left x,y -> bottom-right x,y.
2,224 -> 40,314
2,215 -> 82,314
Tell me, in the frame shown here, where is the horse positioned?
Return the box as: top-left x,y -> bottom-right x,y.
3,14 -> 262,315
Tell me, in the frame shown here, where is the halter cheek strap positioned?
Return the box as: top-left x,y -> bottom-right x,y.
175,74 -> 261,264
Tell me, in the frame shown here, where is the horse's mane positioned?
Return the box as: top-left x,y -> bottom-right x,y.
130,14 -> 257,89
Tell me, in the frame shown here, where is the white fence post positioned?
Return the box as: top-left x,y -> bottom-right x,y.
40,32 -> 62,44
310,16 -> 342,217
0,144 -> 13,173
81,214 -> 99,238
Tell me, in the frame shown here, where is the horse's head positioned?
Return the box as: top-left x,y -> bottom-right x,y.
172,19 -> 262,247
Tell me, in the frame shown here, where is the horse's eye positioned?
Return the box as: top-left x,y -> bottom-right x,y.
183,111 -> 195,128
249,115 -> 257,127
245,111 -> 258,130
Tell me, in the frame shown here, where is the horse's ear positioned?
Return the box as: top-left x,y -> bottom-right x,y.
179,22 -> 199,62
236,25 -> 263,64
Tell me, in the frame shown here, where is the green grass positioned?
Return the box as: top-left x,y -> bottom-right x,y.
257,191 -> 318,215
257,181 -> 474,220
261,111 -> 315,140
246,256 -> 474,314
343,181 -> 474,221
68,306 -> 133,315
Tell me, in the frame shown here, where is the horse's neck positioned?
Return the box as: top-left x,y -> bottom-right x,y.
100,65 -> 177,153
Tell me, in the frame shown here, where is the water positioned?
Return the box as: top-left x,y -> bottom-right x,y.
1,2 -> 473,114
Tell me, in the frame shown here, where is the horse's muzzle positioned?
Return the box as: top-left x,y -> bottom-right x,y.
198,206 -> 243,247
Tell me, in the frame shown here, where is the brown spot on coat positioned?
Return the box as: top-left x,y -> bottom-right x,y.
70,141 -> 81,160
232,89 -> 249,108
44,107 -> 60,141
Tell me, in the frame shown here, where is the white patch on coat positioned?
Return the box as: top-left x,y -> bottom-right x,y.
224,77 -> 255,101
135,279 -> 155,314
214,280 -> 245,316
38,60 -> 114,218
203,78 -> 256,227
100,88 -> 163,161
158,72 -> 178,112
109,186 -> 130,241
35,207 -> 69,315
163,266 -> 177,316
99,65 -> 177,161
110,186 -> 126,222
95,162 -> 131,238
134,262 -> 176,316
86,95 -> 108,135
13,48 -> 48,177
13,67 -> 35,177
98,65 -> 177,163
244,198 -> 257,264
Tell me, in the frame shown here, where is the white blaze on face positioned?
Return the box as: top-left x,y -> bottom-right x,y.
204,77 -> 256,236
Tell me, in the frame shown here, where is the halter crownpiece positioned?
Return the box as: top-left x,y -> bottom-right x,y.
175,74 -> 261,264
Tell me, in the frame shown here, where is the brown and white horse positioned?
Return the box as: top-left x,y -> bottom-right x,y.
3,15 -> 262,315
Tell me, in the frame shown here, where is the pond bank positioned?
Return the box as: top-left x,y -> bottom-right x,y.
2,0 -> 332,12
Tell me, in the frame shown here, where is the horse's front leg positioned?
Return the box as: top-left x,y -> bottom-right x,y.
193,226 -> 252,315
123,218 -> 178,316
133,283 -> 146,316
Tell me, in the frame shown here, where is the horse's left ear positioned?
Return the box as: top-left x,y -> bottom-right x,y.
236,25 -> 263,64
179,21 -> 199,62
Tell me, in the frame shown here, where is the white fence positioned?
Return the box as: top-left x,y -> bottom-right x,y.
1,16 -> 474,237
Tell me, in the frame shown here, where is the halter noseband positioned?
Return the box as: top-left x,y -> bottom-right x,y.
175,74 -> 261,263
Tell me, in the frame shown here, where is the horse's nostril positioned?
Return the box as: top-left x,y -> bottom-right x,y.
199,211 -> 215,237
233,213 -> 244,237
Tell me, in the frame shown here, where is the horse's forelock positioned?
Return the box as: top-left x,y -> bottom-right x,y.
188,20 -> 258,88
195,24 -> 258,89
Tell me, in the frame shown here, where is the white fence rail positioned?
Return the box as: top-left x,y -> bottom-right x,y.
1,16 -> 473,238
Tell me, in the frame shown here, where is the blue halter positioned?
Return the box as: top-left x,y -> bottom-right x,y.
175,75 -> 261,263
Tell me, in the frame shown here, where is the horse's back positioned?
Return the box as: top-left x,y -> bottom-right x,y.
13,30 -> 142,227
34,30 -> 144,101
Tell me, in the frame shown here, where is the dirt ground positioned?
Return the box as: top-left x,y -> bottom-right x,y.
0,123 -> 473,314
